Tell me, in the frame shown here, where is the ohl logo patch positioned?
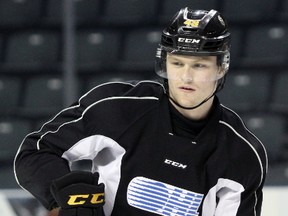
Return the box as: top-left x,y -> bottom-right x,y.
127,177 -> 204,216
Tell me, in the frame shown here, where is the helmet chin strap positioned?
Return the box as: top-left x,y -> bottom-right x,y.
165,78 -> 225,110
168,91 -> 215,110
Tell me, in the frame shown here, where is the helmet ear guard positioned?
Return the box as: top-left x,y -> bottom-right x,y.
155,46 -> 167,79
217,50 -> 230,75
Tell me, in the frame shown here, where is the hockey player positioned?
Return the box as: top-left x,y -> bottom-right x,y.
14,7 -> 267,216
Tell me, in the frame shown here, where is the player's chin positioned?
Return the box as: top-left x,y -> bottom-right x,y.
176,98 -> 198,108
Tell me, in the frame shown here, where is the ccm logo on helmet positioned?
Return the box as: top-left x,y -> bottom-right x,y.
67,193 -> 104,206
178,38 -> 200,44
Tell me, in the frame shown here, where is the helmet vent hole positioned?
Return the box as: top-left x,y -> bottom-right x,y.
207,31 -> 217,36
182,28 -> 198,33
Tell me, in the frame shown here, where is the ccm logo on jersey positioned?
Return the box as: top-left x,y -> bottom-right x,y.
164,159 -> 187,169
178,38 -> 200,44
67,193 -> 104,206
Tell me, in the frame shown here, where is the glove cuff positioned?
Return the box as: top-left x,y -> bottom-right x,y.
59,207 -> 104,216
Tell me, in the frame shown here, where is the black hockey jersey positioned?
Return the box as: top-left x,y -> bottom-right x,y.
14,81 -> 268,216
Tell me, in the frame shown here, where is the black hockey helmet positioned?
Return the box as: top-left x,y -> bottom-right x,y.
155,7 -> 231,80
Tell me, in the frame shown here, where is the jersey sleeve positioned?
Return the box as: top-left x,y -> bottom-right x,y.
211,107 -> 268,216
233,132 -> 267,216
13,82 -> 134,210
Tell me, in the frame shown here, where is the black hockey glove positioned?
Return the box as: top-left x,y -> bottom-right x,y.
50,171 -> 105,216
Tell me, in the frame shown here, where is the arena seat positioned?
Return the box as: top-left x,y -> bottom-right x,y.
119,28 -> 161,71
0,0 -> 42,27
241,25 -> 288,67
102,0 -> 158,25
229,27 -> 244,67
0,77 -> 22,112
218,70 -> 270,111
222,0 -> 277,22
0,165 -> 21,188
45,0 -> 101,26
242,112 -> 286,163
0,35 -> 3,62
0,118 -> 31,163
23,76 -> 64,115
76,30 -> 120,71
265,162 -> 288,186
280,0 -> 288,20
5,31 -> 60,71
271,72 -> 288,112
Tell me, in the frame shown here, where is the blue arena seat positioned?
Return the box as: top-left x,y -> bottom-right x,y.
229,28 -> 244,66
265,162 -> 288,186
0,77 -> 22,112
76,30 -> 120,71
0,34 -> 3,62
0,165 -> 21,188
242,113 -> 286,163
271,72 -> 288,112
5,31 -> 60,70
241,25 -> 288,67
222,0 -> 277,22
280,0 -> 288,20
0,0 -> 42,26
218,71 -> 270,111
158,0 -> 218,24
23,76 -> 64,114
102,0 -> 158,25
0,118 -> 31,163
119,28 -> 162,71
46,0 -> 101,25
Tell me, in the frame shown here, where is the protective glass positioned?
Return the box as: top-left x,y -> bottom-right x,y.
155,46 -> 230,82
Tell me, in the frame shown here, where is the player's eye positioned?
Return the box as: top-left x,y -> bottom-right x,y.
193,63 -> 208,69
172,61 -> 184,67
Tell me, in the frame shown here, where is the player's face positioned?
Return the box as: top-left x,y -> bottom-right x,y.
166,53 -> 223,108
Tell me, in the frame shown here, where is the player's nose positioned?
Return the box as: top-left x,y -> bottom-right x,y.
181,66 -> 194,83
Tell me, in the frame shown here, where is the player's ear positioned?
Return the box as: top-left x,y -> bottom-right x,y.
216,66 -> 225,79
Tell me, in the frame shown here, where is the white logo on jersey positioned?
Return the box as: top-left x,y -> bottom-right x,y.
164,159 -> 187,169
127,176 -> 204,216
